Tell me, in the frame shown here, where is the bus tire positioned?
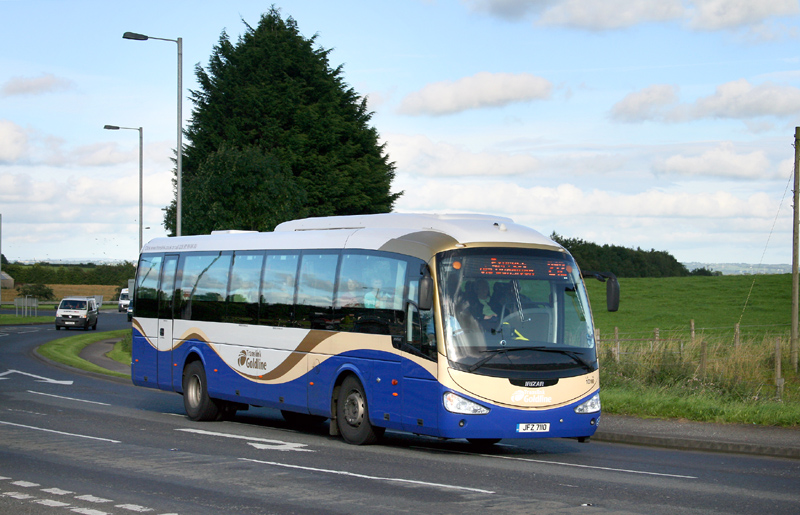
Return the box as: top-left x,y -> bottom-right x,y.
183,361 -> 220,422
336,375 -> 383,445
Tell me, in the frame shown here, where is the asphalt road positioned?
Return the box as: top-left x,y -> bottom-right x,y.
1,313 -> 799,514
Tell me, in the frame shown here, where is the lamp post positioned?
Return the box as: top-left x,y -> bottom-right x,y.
123,31 -> 182,237
104,125 -> 143,252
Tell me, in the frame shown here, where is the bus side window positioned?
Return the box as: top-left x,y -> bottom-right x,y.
335,252 -> 407,338
260,253 -> 299,327
177,252 -> 232,322
225,251 -> 264,325
296,252 -> 339,330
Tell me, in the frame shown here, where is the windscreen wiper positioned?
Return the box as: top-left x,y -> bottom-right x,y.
525,346 -> 596,372
467,346 -> 548,372
466,346 -> 595,373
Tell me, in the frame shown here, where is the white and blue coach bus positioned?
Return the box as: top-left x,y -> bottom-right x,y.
131,213 -> 614,445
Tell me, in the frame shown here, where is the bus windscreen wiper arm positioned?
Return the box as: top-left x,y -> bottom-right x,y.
467,346 -> 595,373
467,346 -> 551,372
525,346 -> 596,372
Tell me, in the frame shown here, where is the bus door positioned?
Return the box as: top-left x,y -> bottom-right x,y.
401,290 -> 439,435
132,253 -> 162,388
156,254 -> 178,391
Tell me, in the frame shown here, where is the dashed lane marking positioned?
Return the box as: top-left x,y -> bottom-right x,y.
0,420 -> 121,443
240,457 -> 495,494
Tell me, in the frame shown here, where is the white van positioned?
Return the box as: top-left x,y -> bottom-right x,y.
118,288 -> 130,312
55,296 -> 99,331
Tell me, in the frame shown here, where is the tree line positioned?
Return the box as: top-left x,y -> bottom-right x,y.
550,234 -> 715,278
2,261 -> 135,287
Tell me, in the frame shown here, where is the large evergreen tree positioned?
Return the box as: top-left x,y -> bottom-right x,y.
164,8 -> 401,235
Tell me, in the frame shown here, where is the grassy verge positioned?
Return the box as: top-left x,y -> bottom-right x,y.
37,329 -> 130,379
600,385 -> 800,427
0,314 -> 53,325
107,332 -> 132,364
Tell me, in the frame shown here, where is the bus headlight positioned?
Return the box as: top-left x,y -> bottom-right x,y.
443,392 -> 490,415
574,392 -> 601,414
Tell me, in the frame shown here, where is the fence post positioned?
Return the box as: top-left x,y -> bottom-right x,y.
690,319 -> 695,341
614,326 -> 620,363
776,337 -> 785,401
652,328 -> 659,351
734,323 -> 740,348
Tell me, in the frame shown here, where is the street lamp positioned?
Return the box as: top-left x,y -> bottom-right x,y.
104,125 -> 143,252
123,31 -> 183,237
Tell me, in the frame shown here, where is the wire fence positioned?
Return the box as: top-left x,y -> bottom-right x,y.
596,321 -> 795,402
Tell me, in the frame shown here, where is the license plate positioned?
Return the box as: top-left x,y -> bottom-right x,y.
516,423 -> 550,433
65,321 -> 75,325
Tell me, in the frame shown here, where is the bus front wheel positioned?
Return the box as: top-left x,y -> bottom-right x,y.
336,375 -> 383,445
183,361 -> 220,422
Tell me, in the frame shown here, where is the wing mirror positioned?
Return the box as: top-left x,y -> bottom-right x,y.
582,271 -> 619,312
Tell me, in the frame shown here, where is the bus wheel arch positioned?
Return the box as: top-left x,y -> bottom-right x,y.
334,373 -> 384,445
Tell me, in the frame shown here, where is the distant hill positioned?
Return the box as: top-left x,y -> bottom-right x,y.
683,262 -> 792,275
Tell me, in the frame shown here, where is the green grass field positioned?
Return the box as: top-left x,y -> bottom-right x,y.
586,273 -> 792,338
585,273 -> 799,427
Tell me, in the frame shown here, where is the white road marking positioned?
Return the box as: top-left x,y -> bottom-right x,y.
0,369 -> 73,384
116,503 -> 154,512
176,428 -> 313,452
71,509 -> 111,515
246,441 -> 313,452
75,494 -> 113,503
239,458 -> 496,494
426,447 -> 697,479
35,499 -> 71,507
3,492 -> 35,499
2,476 -> 168,514
0,420 -> 121,443
42,487 -> 73,495
11,480 -> 39,487
27,390 -> 110,405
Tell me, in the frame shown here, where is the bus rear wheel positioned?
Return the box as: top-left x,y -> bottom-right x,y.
183,361 -> 220,421
336,375 -> 383,445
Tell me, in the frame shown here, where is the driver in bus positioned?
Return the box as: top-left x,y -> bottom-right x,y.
466,278 -> 497,323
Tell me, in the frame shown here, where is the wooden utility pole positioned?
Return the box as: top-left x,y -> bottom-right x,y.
793,128 -> 800,372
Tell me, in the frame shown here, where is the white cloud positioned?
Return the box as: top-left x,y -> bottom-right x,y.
395,178 -> 777,220
398,72 -> 552,116
693,79 -> 800,118
611,79 -> 800,122
653,142 -> 773,179
0,120 -> 28,163
462,0 -> 799,35
71,142 -> 140,167
387,133 -> 541,176
610,85 -> 680,122
1,73 -> 75,97
537,0 -> 684,30
687,0 -> 799,30
460,0 -> 549,20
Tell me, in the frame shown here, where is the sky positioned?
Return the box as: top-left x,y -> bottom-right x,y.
2,0 -> 800,267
